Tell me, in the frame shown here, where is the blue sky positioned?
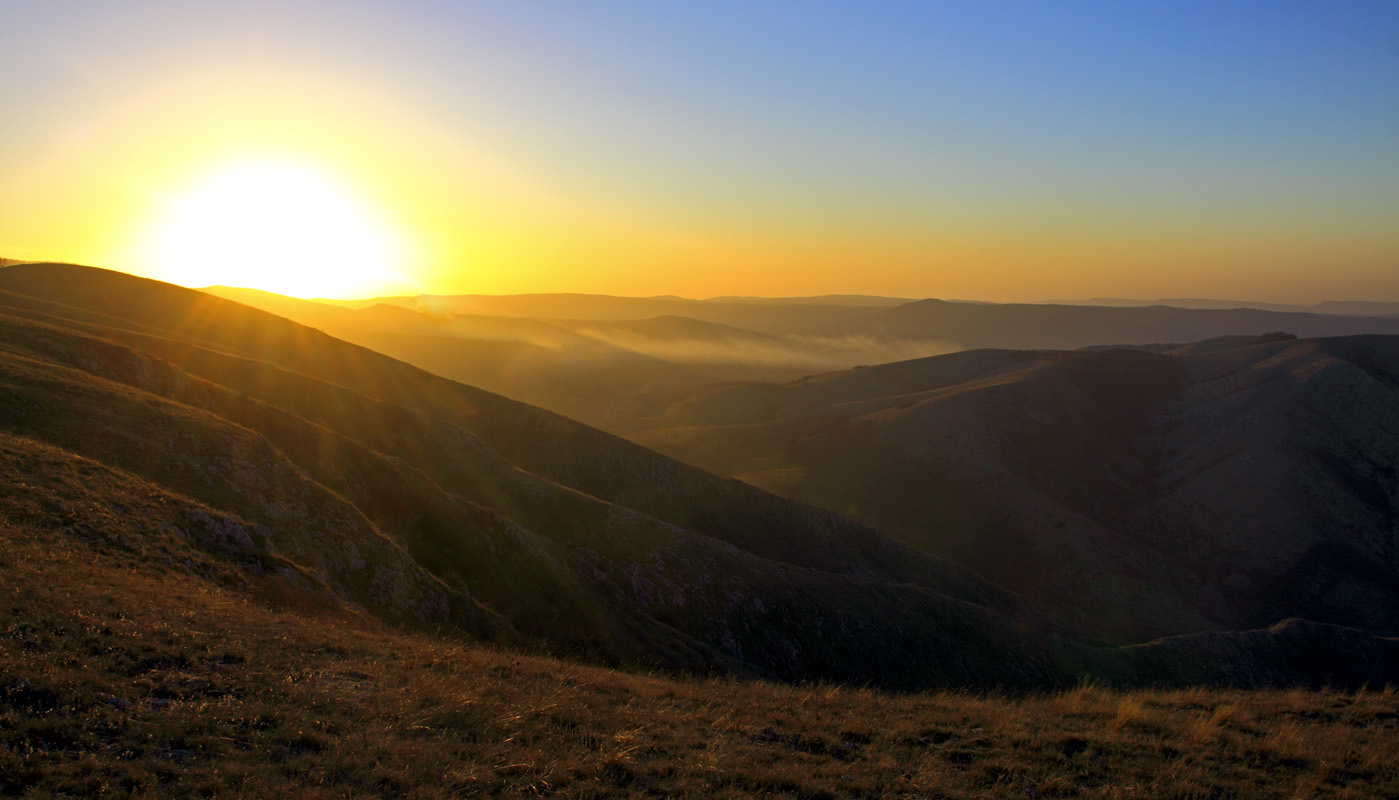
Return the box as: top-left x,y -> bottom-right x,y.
3,1 -> 1397,299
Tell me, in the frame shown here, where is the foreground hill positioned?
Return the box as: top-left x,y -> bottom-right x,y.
637,334 -> 1399,644
5,507 -> 1397,798
3,263 -> 1398,692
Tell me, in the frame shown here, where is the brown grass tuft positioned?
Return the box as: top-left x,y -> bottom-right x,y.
4,519 -> 1399,798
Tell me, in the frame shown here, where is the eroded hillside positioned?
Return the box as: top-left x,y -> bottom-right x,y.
637,335 -> 1399,644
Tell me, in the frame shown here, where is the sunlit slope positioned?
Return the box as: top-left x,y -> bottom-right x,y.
0,262 -> 1054,688
638,335 -> 1399,645
7,484 -> 1399,798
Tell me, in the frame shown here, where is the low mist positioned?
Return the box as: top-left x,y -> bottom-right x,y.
571,327 -> 962,371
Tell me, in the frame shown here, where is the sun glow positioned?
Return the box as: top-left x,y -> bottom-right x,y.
142,160 -> 411,298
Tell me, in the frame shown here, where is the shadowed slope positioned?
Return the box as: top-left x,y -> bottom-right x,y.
639,335 -> 1399,644
7,492 -> 1399,798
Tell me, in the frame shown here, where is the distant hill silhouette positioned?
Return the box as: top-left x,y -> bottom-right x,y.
206,287 -> 1399,434
1054,297 -> 1399,316
866,299 -> 1399,350
201,287 -> 950,432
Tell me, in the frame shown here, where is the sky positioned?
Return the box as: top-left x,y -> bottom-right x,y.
2,1 -> 1398,301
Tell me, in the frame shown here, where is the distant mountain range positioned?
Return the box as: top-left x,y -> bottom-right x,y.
3,262 -> 1398,689
1052,297 -> 1399,316
204,286 -> 1399,434
328,290 -> 1399,318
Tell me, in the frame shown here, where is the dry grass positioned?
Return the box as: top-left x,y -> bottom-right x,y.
3,522 -> 1398,799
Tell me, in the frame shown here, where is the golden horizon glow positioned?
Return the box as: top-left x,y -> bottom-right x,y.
138,159 -> 415,299
3,4 -> 1397,304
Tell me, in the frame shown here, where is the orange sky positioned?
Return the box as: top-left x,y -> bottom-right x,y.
3,2 -> 1397,303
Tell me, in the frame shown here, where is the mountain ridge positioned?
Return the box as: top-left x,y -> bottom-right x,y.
202,283 -> 1399,435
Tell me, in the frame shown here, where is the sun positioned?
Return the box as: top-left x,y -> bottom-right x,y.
142,159 -> 411,298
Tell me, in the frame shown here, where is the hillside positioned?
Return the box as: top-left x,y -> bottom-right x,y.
4,263 -> 1398,694
636,335 -> 1399,644
6,506 -> 1398,798
0,263 -> 1053,690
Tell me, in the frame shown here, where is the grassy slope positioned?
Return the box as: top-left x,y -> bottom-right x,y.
4,468 -> 1397,799
637,338 -> 1399,645
0,265 -> 1067,690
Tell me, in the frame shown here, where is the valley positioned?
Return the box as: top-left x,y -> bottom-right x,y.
636,335 -> 1399,645
9,3 -> 1399,795
4,262 -> 1399,797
